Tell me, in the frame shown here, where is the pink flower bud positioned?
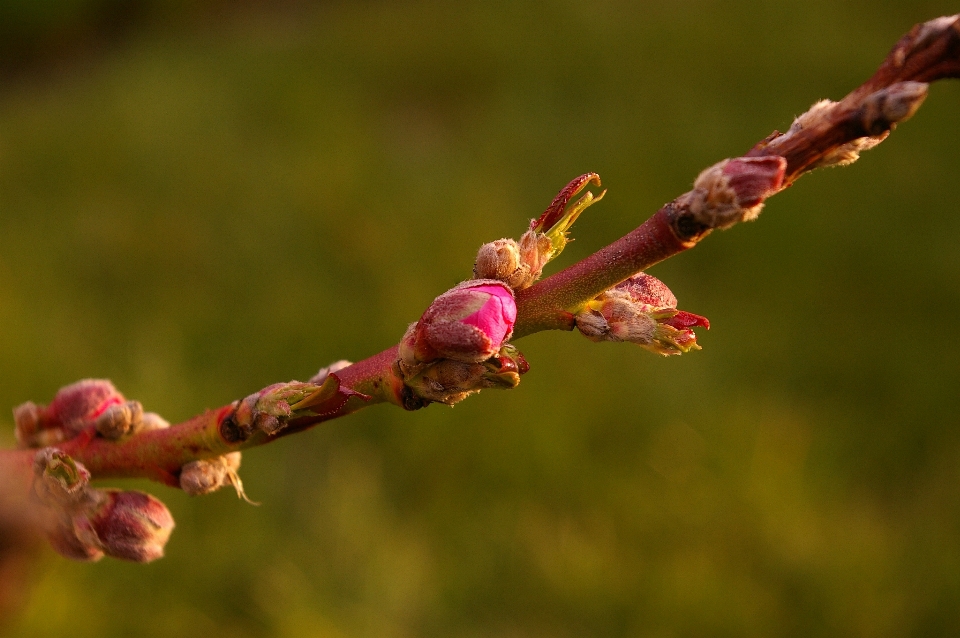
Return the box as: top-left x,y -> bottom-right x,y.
46,380 -> 125,433
15,380 -> 128,447
720,156 -> 786,209
688,155 -> 787,229
85,490 -> 175,563
576,273 -> 709,356
402,280 -> 517,367
615,272 -> 678,309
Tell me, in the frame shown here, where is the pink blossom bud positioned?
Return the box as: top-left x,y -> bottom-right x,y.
721,156 -> 786,208
576,273 -> 709,356
401,280 -> 517,369
84,490 -> 175,563
15,380 -> 128,447
615,272 -> 678,309
688,156 -> 786,228
45,380 -> 125,434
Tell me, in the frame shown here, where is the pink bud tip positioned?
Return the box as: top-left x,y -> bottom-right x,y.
46,379 -> 126,430
90,490 -> 175,563
459,284 -> 517,348
415,280 -> 517,363
616,273 -> 678,309
662,310 -> 710,330
722,156 -> 787,208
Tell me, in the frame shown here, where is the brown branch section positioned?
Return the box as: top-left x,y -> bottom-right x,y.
2,15 -> 959,501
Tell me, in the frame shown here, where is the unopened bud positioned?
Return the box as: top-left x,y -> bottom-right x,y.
180,453 -> 243,497
474,238 -> 527,286
15,380 -> 129,446
686,156 -> 786,228
13,402 -> 40,446
233,382 -> 320,438
576,273 -> 709,356
84,489 -> 175,563
399,280 -> 517,375
860,81 -> 928,136
32,448 -> 91,506
45,517 -> 105,562
47,379 -> 125,435
94,400 -> 144,439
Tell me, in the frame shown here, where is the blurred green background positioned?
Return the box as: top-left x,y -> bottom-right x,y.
2,1 -> 960,636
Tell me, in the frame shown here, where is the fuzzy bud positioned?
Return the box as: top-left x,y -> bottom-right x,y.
576,273 -> 709,356
860,81 -> 928,136
32,448 -> 91,506
685,156 -> 786,228
474,238 -> 521,280
82,489 -> 175,563
94,400 -> 144,439
180,453 -> 243,497
14,379 -> 130,447
45,379 -> 125,434
399,280 -> 517,376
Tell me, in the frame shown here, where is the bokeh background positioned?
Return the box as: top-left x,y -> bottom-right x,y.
2,1 -> 960,636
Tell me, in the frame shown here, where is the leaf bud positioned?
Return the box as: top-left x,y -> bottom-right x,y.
32,448 -> 91,506
94,400 -> 144,439
180,452 -> 243,497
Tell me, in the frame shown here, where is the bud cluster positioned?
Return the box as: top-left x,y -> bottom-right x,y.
402,344 -> 530,405
32,448 -> 175,563
397,280 -> 527,405
474,173 -> 605,291
14,379 -> 169,448
575,273 -> 709,356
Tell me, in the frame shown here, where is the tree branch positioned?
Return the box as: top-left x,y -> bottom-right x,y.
2,13 -> 958,563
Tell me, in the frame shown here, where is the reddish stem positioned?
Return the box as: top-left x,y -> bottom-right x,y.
2,14 -> 958,489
